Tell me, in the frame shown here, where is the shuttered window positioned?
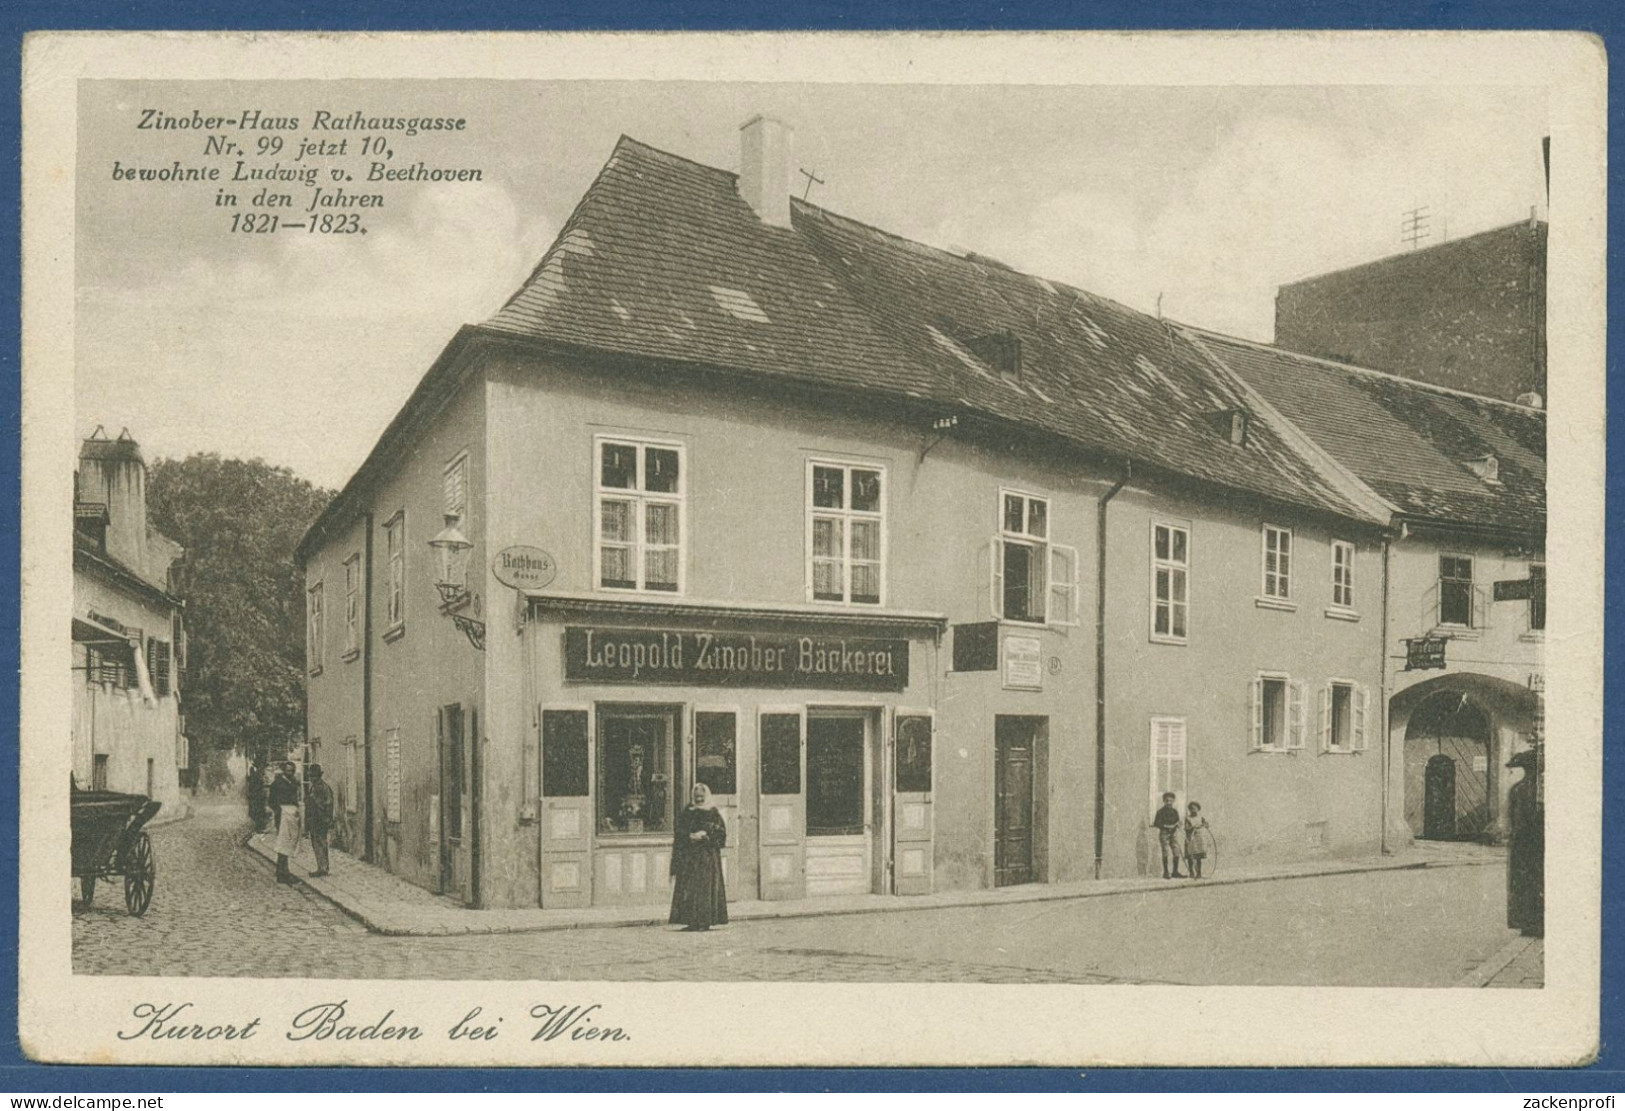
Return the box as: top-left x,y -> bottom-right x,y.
1150,717 -> 1187,816
1250,674 -> 1305,752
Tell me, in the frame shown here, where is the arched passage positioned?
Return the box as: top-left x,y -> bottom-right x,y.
1403,690 -> 1494,841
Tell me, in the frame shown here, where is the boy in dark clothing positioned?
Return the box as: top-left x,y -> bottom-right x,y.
1152,792 -> 1184,879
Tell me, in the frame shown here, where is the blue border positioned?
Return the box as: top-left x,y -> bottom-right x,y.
4,0 -> 1617,1093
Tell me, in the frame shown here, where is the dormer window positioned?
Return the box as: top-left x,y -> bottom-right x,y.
1465,454 -> 1500,484
966,331 -> 1023,382
1207,408 -> 1250,447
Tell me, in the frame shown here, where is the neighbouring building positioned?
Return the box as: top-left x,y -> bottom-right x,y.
1274,217 -> 1547,405
72,428 -> 190,816
1186,329 -> 1545,848
298,119 -> 1502,911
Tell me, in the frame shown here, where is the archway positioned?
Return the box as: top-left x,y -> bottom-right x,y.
1404,691 -> 1493,841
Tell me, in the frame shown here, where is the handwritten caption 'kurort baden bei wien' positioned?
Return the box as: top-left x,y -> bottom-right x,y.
114,1001 -> 630,1048
106,108 -> 487,238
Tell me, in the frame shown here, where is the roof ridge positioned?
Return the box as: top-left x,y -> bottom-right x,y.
613,133 -> 742,180
1181,324 -> 1546,415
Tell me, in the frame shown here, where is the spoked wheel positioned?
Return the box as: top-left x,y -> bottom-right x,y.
122,832 -> 155,916
79,875 -> 96,906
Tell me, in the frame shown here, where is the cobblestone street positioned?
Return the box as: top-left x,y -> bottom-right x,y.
73,797 -> 1537,986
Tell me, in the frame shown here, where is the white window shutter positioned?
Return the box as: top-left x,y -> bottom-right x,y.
1049,544 -> 1080,626
1287,680 -> 1306,749
1318,686 -> 1331,752
1473,585 -> 1489,631
1249,678 -> 1264,752
1423,582 -> 1439,630
1354,686 -> 1370,751
1170,720 -> 1187,800
989,535 -> 1004,620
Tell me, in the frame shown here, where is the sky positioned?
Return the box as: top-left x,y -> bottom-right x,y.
75,79 -> 1549,489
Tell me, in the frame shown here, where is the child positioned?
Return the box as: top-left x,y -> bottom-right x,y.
1151,792 -> 1184,879
1184,801 -> 1214,879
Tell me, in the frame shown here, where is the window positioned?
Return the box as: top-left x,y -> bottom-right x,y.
596,438 -> 683,593
172,611 -> 187,673
992,491 -> 1078,625
1250,674 -> 1305,752
306,583 -> 324,673
443,451 -> 469,518
343,554 -> 361,657
92,753 -> 109,791
760,712 -> 802,795
596,710 -> 675,834
1320,682 -> 1370,753
809,462 -> 884,605
807,715 -> 866,836
541,710 -> 590,797
1262,525 -> 1292,600
383,727 -> 402,822
999,492 -> 1047,623
1439,555 -> 1474,627
146,638 -> 172,698
344,737 -> 359,813
384,513 -> 405,633
1529,563 -> 1546,632
895,714 -> 933,794
1331,540 -> 1355,610
1151,521 -> 1190,641
694,711 -> 738,796
1150,717 -> 1187,816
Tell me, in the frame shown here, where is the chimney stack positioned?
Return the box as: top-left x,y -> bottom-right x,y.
739,115 -> 794,229
78,427 -> 149,576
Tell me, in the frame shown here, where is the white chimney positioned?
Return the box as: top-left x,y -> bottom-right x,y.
739,115 -> 794,228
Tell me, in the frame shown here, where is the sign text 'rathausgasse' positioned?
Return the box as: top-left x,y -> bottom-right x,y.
564,626 -> 909,691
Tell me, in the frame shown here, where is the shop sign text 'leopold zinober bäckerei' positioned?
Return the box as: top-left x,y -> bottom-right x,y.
564,626 -> 909,691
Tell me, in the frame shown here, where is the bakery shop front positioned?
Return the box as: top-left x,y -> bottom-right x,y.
526,597 -> 945,910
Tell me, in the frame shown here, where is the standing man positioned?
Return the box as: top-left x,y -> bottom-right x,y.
1506,747 -> 1544,937
268,761 -> 302,885
304,764 -> 335,878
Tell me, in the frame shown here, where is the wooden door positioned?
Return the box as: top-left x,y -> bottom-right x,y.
994,716 -> 1035,887
757,709 -> 805,901
539,707 -> 592,908
892,712 -> 934,895
436,704 -> 465,898
1424,754 -> 1457,840
805,713 -> 870,897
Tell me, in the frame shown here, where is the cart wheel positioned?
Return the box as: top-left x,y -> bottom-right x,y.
79,875 -> 95,906
123,832 -> 155,916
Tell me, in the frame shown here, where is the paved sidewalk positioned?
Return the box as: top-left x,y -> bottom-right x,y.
250,831 -> 1504,937
1457,933 -> 1545,988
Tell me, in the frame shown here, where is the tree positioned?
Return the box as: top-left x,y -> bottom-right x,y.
146,454 -> 334,764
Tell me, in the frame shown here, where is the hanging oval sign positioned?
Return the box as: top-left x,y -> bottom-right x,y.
493,546 -> 557,591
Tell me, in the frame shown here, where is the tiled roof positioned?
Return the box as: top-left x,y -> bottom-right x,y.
482,136 -> 1381,526
1186,328 -> 1545,538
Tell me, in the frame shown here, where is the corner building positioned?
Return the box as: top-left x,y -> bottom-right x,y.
301,121 -> 1405,909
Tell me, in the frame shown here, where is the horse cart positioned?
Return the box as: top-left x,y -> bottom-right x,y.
71,785 -> 160,916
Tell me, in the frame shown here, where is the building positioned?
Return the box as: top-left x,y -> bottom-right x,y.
1274,217 -> 1547,404
299,120 -> 1438,910
72,428 -> 190,815
1186,329 -> 1545,847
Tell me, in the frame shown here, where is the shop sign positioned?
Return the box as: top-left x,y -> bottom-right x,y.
1493,577 -> 1533,602
564,626 -> 909,691
492,546 -> 557,591
1003,635 -> 1043,691
1404,635 -> 1448,671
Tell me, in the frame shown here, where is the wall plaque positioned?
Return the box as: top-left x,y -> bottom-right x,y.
1003,635 -> 1043,690
564,626 -> 909,691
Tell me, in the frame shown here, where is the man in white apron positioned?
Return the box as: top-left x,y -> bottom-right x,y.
269,762 -> 302,884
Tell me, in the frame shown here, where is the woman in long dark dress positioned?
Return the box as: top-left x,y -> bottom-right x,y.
670,783 -> 729,931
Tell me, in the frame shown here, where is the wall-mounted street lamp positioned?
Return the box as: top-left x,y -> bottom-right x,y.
427,513 -> 485,651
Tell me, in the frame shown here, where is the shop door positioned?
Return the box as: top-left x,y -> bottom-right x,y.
994,717 -> 1035,887
758,710 -> 806,901
892,713 -> 934,895
1424,755 -> 1458,840
806,713 -> 870,897
539,708 -> 592,909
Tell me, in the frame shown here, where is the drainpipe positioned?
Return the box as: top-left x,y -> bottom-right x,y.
1379,534 -> 1393,855
1093,464 -> 1131,880
362,511 -> 376,863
